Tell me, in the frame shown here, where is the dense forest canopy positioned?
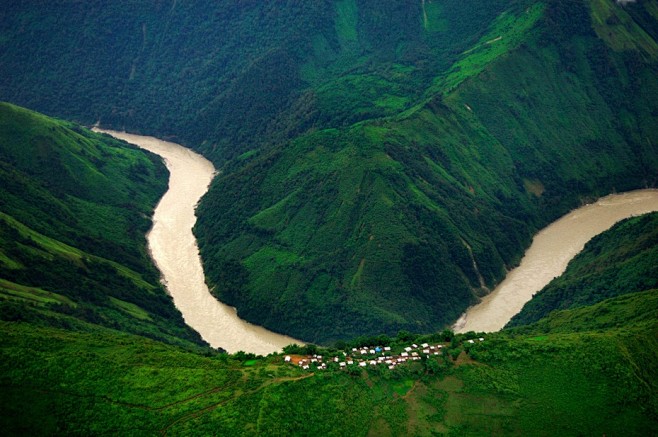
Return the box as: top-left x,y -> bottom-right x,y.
2,0 -> 658,341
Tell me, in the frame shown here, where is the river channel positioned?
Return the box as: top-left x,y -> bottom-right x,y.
94,129 -> 658,345
94,129 -> 300,355
454,189 -> 658,333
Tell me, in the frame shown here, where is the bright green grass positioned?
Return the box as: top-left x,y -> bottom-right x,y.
237,149 -> 258,161
374,94 -> 409,112
391,378 -> 415,397
437,2 -> 544,94
314,73 -> 414,123
0,211 -> 154,291
109,296 -> 152,321
243,246 -> 303,271
2,300 -> 657,435
0,279 -> 75,306
248,190 -> 301,231
0,251 -> 21,270
0,212 -> 82,261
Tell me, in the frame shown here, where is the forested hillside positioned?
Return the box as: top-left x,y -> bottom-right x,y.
195,0 -> 658,341
2,0 -> 658,342
0,103 -> 204,347
0,0 -> 520,160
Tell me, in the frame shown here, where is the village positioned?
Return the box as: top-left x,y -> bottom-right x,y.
284,337 -> 485,371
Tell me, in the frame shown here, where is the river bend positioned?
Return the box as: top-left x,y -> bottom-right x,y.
95,129 -> 300,355
93,129 -> 658,342
454,189 -> 658,333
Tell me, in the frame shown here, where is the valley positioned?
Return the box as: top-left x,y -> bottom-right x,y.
94,129 -> 299,354
1,0 -> 657,434
96,131 -> 658,352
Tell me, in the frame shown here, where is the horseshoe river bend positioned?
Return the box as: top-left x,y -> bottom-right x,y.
95,130 -> 658,352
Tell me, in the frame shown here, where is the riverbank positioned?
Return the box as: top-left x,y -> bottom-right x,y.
455,189 -> 658,333
93,129 -> 300,355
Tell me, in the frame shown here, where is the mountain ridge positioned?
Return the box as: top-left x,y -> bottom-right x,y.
196,0 -> 658,342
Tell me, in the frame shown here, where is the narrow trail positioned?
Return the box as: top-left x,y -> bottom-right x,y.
461,239 -> 489,291
422,0 -> 429,29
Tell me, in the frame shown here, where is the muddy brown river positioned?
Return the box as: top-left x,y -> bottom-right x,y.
93,129 -> 658,344
454,189 -> 658,333
94,129 -> 300,354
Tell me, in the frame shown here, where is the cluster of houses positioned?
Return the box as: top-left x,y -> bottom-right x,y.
284,338 -> 484,371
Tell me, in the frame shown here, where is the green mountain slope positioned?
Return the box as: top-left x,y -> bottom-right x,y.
2,1 -> 658,343
0,102 -> 203,347
194,0 -> 658,342
509,212 -> 658,328
510,288 -> 658,334
0,0 -> 517,160
1,3 -> 657,434
2,144 -> 658,433
2,297 -> 656,435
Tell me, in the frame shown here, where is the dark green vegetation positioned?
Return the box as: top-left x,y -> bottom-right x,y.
195,0 -> 658,342
509,212 -> 658,327
0,102 -> 203,347
3,0 -> 658,342
0,0 -> 526,158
